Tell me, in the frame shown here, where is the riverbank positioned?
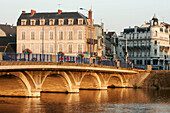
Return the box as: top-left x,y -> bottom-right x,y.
142,70 -> 170,89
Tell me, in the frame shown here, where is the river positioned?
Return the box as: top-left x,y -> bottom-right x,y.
0,88 -> 169,113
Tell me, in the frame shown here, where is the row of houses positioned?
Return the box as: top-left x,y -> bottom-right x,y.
0,9 -> 170,70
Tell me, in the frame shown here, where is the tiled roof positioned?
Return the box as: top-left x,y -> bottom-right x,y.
0,24 -> 16,37
5,43 -> 16,53
124,27 -> 150,34
17,12 -> 88,25
0,37 -> 16,46
104,32 -> 116,36
0,24 -> 16,47
18,12 -> 88,19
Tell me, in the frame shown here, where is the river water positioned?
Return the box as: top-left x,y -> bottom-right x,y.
0,88 -> 169,113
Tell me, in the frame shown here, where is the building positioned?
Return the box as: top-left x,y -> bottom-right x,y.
94,23 -> 104,57
0,24 -> 16,53
17,9 -> 104,57
118,14 -> 170,70
104,30 -> 118,59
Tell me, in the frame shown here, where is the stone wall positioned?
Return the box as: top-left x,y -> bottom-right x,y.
142,70 -> 170,89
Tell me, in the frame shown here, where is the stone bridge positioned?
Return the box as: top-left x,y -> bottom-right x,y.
0,61 -> 150,97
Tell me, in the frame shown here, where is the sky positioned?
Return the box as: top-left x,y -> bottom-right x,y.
1,0 -> 170,35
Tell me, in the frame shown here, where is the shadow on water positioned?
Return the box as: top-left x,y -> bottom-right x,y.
0,88 -> 169,112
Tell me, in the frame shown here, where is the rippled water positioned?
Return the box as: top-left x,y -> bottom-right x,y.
0,89 -> 170,113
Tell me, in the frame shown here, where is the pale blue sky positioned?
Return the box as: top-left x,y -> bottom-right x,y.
1,0 -> 170,34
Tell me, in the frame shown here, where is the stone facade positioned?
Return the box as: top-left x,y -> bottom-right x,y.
118,14 -> 170,70
17,9 -> 104,57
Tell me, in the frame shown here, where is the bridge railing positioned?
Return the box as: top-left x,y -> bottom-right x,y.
3,53 -> 52,62
2,53 -> 147,70
95,60 -> 117,67
133,64 -> 147,70
120,62 -> 132,68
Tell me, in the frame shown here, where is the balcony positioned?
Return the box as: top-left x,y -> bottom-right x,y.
87,39 -> 98,44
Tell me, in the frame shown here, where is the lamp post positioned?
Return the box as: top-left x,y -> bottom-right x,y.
145,27 -> 147,68
125,36 -> 128,67
80,8 -> 92,58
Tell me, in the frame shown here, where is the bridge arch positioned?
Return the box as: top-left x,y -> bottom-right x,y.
80,72 -> 101,90
0,72 -> 31,96
108,74 -> 126,87
41,71 -> 72,93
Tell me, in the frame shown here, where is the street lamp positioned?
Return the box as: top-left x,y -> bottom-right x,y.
125,36 -> 128,67
145,27 -> 147,68
80,8 -> 92,58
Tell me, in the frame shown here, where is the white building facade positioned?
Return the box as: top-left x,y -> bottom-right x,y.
118,15 -> 170,70
17,10 -> 104,57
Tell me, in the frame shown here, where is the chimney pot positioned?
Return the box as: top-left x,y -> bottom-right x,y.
22,11 -> 26,13
58,9 -> 62,14
31,10 -> 36,16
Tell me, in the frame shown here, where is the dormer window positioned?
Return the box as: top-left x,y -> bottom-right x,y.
49,19 -> 55,25
78,19 -> 83,25
30,19 -> 36,25
21,19 -> 27,25
40,19 -> 45,25
59,19 -> 64,25
68,19 -> 74,25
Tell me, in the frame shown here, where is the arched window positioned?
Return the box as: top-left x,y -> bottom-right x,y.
155,31 -> 157,36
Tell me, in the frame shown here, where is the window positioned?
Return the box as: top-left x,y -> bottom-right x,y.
59,19 -> 64,25
78,19 -> 83,25
154,49 -> 157,55
40,31 -> 44,40
78,44 -> 82,53
129,34 -> 131,39
40,19 -> 45,25
59,44 -> 63,52
137,33 -> 139,39
21,19 -> 27,25
49,19 -> 54,25
68,45 -> 72,53
155,40 -> 157,45
49,31 -> 53,40
155,31 -> 157,36
68,19 -> 74,25
59,31 -> 63,40
69,31 -> 73,40
31,32 -> 35,40
50,44 -> 54,53
78,31 -> 83,40
22,32 -> 25,40
30,19 -> 36,25
160,28 -> 163,32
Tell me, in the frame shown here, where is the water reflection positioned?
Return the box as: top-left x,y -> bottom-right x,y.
0,89 -> 169,112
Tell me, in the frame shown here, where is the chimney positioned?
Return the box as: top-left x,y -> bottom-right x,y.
31,10 -> 36,16
88,9 -> 92,21
22,11 -> 26,13
106,29 -> 108,34
134,26 -> 138,33
58,9 -> 62,14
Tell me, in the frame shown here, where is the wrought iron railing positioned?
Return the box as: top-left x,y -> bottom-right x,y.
2,53 -> 144,70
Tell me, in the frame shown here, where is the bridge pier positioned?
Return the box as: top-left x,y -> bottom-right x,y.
30,90 -> 41,97
100,86 -> 108,90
